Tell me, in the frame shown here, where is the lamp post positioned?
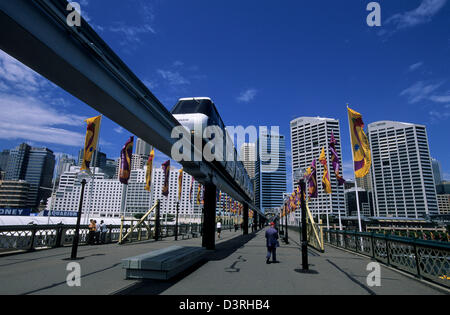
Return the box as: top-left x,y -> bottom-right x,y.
70,171 -> 90,260
294,167 -> 308,271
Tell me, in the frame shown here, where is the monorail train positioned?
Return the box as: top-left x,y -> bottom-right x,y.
171,97 -> 254,201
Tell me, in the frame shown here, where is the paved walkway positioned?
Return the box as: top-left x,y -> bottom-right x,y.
0,228 -> 446,295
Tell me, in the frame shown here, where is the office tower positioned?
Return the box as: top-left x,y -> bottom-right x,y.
437,194 -> 450,214
102,158 -> 117,179
5,143 -> 55,208
0,149 -> 9,172
255,129 -> 287,213
368,121 -> 438,218
77,148 -> 107,169
345,187 -> 374,217
240,143 -> 256,179
135,138 -> 152,156
356,172 -> 372,192
290,117 -> 346,219
431,158 -> 443,185
56,154 -> 76,178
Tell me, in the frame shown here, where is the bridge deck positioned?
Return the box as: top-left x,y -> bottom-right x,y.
0,228 -> 446,295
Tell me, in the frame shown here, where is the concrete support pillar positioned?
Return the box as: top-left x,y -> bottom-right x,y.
243,203 -> 249,235
252,213 -> 257,232
202,183 -> 216,250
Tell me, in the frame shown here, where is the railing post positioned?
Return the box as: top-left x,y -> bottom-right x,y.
385,234 -> 391,266
29,224 -> 37,251
54,223 -> 63,248
371,232 -> 376,259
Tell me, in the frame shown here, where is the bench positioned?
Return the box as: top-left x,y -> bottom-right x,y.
122,245 -> 207,280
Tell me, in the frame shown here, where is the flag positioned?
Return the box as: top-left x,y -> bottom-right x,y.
305,159 -> 318,198
161,160 -> 170,197
80,115 -> 102,172
144,149 -> 155,192
329,131 -> 345,185
319,147 -> 332,194
348,107 -> 371,178
196,183 -> 201,205
119,136 -> 134,184
178,169 -> 183,201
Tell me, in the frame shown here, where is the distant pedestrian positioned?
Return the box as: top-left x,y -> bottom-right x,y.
88,219 -> 96,245
94,220 -> 100,244
265,222 -> 279,264
100,220 -> 108,244
234,223 -> 238,232
217,221 -> 222,239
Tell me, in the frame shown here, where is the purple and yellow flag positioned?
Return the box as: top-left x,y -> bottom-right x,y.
196,183 -> 202,205
161,160 -> 170,197
329,131 -> 345,185
144,149 -> 155,192
348,107 -> 371,178
305,159 -> 318,198
319,147 -> 332,194
177,169 -> 183,201
80,115 -> 102,172
119,136 -> 133,184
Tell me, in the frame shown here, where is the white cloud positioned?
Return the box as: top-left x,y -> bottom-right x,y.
0,50 -> 48,94
429,94 -> 450,103
385,0 -> 447,31
0,93 -> 87,147
114,126 -> 124,134
409,62 -> 424,72
157,70 -> 190,86
400,81 -> 443,104
109,23 -> 155,46
236,89 -> 258,103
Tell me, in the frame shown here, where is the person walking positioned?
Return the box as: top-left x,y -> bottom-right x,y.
217,220 -> 222,239
99,220 -> 107,244
265,222 -> 279,264
94,220 -> 100,245
88,219 -> 96,245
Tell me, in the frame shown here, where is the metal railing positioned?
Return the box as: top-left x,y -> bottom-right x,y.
0,222 -> 213,254
324,229 -> 450,289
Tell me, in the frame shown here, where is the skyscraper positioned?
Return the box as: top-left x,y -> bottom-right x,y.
290,117 -> 346,219
240,143 -> 256,179
368,121 -> 438,218
255,129 -> 287,213
5,143 -> 55,208
431,158 -> 443,185
135,138 -> 152,156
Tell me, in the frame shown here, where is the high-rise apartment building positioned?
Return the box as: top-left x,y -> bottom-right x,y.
255,129 -> 287,213
290,117 -> 346,219
51,166 -> 203,219
368,121 -> 438,218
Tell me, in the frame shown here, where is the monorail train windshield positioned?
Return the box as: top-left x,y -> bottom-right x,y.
171,98 -> 213,116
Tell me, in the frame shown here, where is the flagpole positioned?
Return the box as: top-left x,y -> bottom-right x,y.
347,105 -> 363,232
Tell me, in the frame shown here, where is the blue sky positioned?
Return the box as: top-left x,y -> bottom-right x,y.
0,0 -> 449,191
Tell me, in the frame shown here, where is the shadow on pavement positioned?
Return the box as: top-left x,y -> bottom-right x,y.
113,231 -> 260,295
